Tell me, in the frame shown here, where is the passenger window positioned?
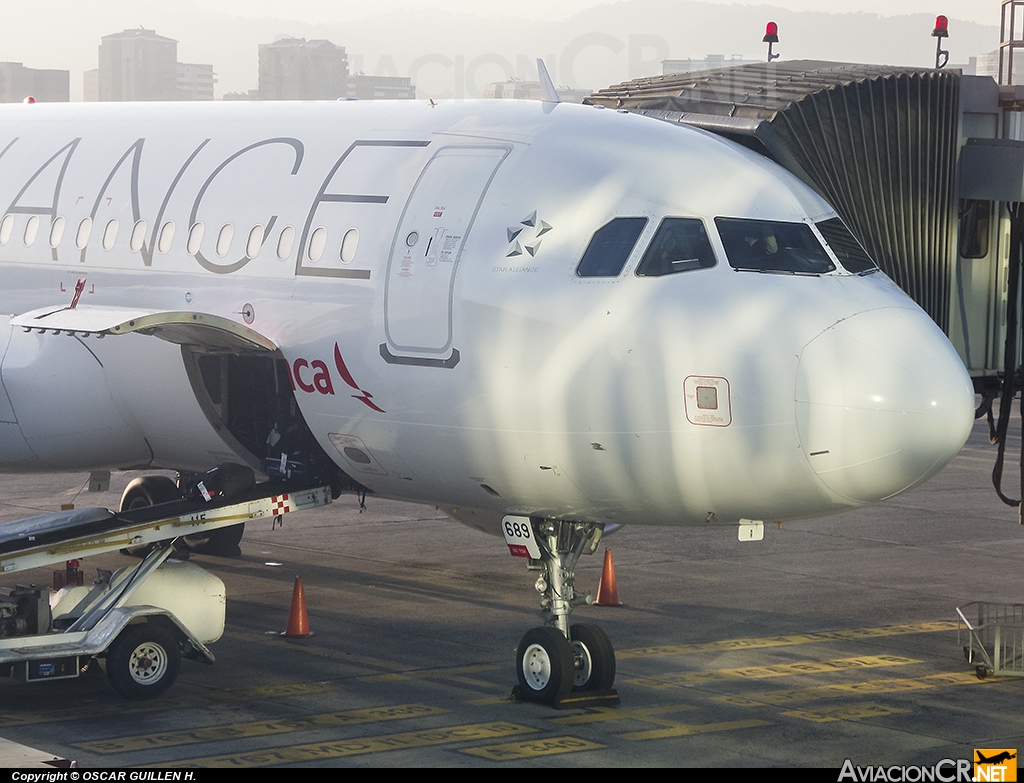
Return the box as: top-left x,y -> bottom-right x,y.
246,225 -> 265,259
715,218 -> 835,274
636,218 -> 716,276
307,226 -> 327,262
129,219 -> 147,252
75,217 -> 92,250
23,215 -> 39,247
216,223 -> 234,258
0,214 -> 12,245
575,217 -> 648,277
816,217 -> 877,273
157,221 -> 174,254
277,226 -> 295,260
186,223 -> 204,255
340,228 -> 359,264
102,218 -> 119,251
49,216 -> 65,248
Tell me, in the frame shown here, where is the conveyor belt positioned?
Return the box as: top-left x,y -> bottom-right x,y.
0,484 -> 332,574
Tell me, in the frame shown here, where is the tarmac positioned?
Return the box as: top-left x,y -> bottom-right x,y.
0,412 -> 1023,768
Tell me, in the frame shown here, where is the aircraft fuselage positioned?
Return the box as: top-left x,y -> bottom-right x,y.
0,99 -> 975,534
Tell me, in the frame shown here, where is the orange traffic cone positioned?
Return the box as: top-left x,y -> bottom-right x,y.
283,576 -> 312,637
594,548 -> 622,606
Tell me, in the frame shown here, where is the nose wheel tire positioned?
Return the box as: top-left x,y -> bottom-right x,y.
106,624 -> 181,700
516,627 -> 574,704
119,476 -> 183,557
569,623 -> 616,691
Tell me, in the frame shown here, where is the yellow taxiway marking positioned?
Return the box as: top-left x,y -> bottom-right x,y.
618,621 -> 955,660
548,704 -> 768,740
715,671 -> 991,707
462,736 -> 604,760
782,703 -> 913,722
0,680 -> 339,729
75,703 -> 447,754
150,722 -> 537,768
550,704 -> 698,725
619,719 -> 772,741
628,655 -> 920,689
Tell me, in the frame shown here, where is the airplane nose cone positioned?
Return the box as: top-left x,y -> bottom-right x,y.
795,307 -> 975,504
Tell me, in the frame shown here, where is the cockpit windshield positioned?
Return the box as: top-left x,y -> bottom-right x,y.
635,218 -> 717,277
715,218 -> 835,275
815,217 -> 878,274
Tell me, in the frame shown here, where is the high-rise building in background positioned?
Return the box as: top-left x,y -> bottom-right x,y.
256,37 -> 414,101
0,63 -> 69,102
86,29 -> 216,101
661,54 -> 758,75
973,50 -> 1024,85
177,63 -> 216,101
258,38 -> 349,100
482,78 -> 590,103
346,73 -> 415,100
97,28 -> 179,101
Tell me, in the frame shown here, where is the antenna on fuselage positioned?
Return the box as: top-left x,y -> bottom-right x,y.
537,58 -> 560,104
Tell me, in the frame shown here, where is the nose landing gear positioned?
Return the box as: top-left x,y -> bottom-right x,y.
511,519 -> 619,708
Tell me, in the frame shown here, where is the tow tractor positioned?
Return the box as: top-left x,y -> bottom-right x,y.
0,466 -> 332,699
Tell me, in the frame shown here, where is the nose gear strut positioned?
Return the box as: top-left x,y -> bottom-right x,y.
512,518 -> 619,707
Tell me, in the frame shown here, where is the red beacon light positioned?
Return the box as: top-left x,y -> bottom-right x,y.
763,21 -> 780,62
22,96 -> 34,104
932,15 -> 949,69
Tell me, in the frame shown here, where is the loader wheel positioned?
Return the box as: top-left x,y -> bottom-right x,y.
106,624 -> 181,700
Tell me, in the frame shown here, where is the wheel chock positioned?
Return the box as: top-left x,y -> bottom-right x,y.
594,548 -> 622,606
511,685 -> 620,709
282,575 -> 312,637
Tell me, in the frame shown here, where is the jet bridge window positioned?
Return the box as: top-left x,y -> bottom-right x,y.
815,217 -> 877,273
715,218 -> 835,274
575,217 -> 648,277
958,200 -> 992,259
636,218 -> 716,276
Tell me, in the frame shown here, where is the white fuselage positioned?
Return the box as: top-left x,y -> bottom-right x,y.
0,99 -> 975,534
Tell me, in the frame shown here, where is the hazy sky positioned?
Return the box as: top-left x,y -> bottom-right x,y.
160,0 -> 1001,26
0,1 -> 1006,99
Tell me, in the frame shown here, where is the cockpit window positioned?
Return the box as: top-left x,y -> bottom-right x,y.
636,218 -> 716,277
575,217 -> 648,277
715,218 -> 835,274
815,217 -> 878,273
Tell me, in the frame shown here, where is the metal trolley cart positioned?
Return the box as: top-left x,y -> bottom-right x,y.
957,601 -> 1024,678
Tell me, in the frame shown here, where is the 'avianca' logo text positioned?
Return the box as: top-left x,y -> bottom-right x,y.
285,343 -> 385,413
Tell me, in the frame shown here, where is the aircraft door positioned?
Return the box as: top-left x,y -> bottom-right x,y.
0,316 -> 16,423
381,145 -> 510,368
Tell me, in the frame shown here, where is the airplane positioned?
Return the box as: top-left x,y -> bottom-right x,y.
0,74 -> 976,705
976,751 -> 1017,765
